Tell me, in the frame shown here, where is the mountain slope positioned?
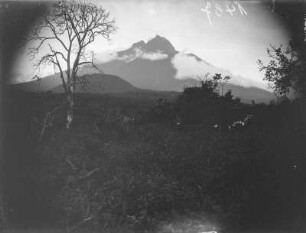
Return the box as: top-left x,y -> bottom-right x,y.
88,35 -> 274,103
13,73 -> 140,94
82,35 -> 214,91
52,73 -> 139,94
13,73 -> 62,92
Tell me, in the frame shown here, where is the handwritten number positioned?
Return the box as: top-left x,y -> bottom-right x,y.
235,1 -> 248,16
225,4 -> 235,16
201,1 -> 212,25
215,4 -> 223,17
200,1 -> 248,24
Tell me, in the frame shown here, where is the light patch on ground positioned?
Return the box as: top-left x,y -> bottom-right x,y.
156,213 -> 220,233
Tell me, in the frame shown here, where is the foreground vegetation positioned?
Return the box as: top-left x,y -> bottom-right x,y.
2,81 -> 306,233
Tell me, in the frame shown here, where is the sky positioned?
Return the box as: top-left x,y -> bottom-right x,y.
13,0 -> 290,90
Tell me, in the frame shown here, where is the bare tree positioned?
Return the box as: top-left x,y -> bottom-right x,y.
28,0 -> 116,128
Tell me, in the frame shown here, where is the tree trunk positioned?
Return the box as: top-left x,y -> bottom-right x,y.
66,86 -> 74,129
221,84 -> 224,96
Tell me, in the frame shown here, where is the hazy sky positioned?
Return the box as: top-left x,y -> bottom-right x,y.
14,0 -> 290,89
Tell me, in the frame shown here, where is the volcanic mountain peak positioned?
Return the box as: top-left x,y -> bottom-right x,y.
145,35 -> 177,55
117,35 -> 177,59
131,40 -> 146,49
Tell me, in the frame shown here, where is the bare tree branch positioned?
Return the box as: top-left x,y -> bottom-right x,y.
27,0 -> 116,128
31,101 -> 66,142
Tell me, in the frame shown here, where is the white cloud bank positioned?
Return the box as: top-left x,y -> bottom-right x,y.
171,52 -> 230,79
141,50 -> 168,61
171,52 -> 265,88
97,52 -> 119,63
97,48 -> 168,63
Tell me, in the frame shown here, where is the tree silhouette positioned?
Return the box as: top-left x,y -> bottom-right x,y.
257,1 -> 306,98
257,44 -> 304,97
212,73 -> 231,96
27,0 -> 116,128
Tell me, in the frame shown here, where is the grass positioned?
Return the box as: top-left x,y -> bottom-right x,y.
3,90 -> 306,233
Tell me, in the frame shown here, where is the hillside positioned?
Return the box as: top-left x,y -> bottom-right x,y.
13,73 -> 140,94
52,73 -> 139,94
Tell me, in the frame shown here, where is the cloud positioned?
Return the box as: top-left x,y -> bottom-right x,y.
96,52 -> 119,63
171,52 -> 266,88
140,50 -> 168,60
171,52 -> 230,80
230,75 -> 264,88
97,48 -> 168,63
122,48 -> 168,62
231,74 -> 267,90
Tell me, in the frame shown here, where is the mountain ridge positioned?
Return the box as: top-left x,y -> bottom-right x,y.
90,35 -> 274,103
11,35 -> 274,103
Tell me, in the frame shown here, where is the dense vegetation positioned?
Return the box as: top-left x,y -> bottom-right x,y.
2,77 -> 306,232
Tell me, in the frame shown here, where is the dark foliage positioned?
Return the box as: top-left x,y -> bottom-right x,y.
151,76 -> 247,130
3,86 -> 306,232
257,43 -> 306,97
